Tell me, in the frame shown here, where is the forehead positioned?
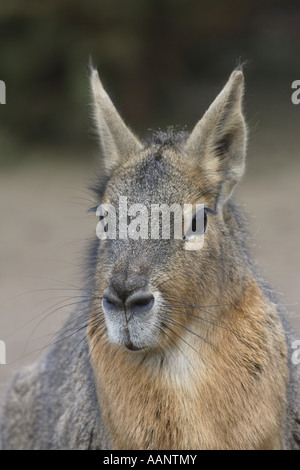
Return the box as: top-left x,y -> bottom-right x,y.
104,146 -> 209,206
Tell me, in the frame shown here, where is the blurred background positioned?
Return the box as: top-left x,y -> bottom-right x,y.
1,0 -> 300,405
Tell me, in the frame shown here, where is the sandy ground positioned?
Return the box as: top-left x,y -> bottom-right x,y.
0,150 -> 300,413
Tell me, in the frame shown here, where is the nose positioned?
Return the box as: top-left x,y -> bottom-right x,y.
102,287 -> 154,317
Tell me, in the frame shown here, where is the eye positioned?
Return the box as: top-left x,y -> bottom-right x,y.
99,214 -> 108,233
192,208 -> 207,234
183,206 -> 216,249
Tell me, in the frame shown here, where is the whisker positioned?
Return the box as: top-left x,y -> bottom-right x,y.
5,295 -> 98,340
0,286 -> 95,310
162,294 -> 239,337
158,325 -> 195,371
9,312 -> 104,366
21,298 -> 95,355
165,314 -> 220,352
88,324 -> 108,358
163,300 -> 239,337
162,322 -> 215,369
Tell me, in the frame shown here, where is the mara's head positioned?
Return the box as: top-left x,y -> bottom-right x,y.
88,69 -> 248,355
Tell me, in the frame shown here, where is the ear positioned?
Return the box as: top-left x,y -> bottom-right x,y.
185,70 -> 247,207
90,68 -> 143,170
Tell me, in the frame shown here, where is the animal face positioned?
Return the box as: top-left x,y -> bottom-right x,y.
89,69 -> 247,354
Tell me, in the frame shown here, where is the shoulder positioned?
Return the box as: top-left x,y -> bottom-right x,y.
1,309 -> 111,449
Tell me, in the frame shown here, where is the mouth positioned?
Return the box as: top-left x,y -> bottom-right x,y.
124,340 -> 146,352
121,325 -> 147,352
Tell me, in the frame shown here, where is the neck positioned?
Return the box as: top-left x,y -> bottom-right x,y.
88,279 -> 288,450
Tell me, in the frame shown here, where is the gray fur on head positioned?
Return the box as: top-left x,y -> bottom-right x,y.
1,69 -> 299,450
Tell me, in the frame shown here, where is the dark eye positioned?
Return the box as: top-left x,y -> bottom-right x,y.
192,208 -> 207,234
99,214 -> 108,233
184,206 -> 216,244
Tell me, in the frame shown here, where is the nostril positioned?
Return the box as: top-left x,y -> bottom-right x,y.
102,286 -> 154,316
134,298 -> 152,307
102,288 -> 123,314
126,292 -> 154,315
102,297 -> 115,311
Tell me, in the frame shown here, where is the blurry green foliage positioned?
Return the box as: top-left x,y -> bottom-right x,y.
0,0 -> 299,164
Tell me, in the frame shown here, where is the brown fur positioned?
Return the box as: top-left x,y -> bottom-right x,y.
85,69 -> 291,450
88,280 -> 288,450
1,68 -> 298,452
